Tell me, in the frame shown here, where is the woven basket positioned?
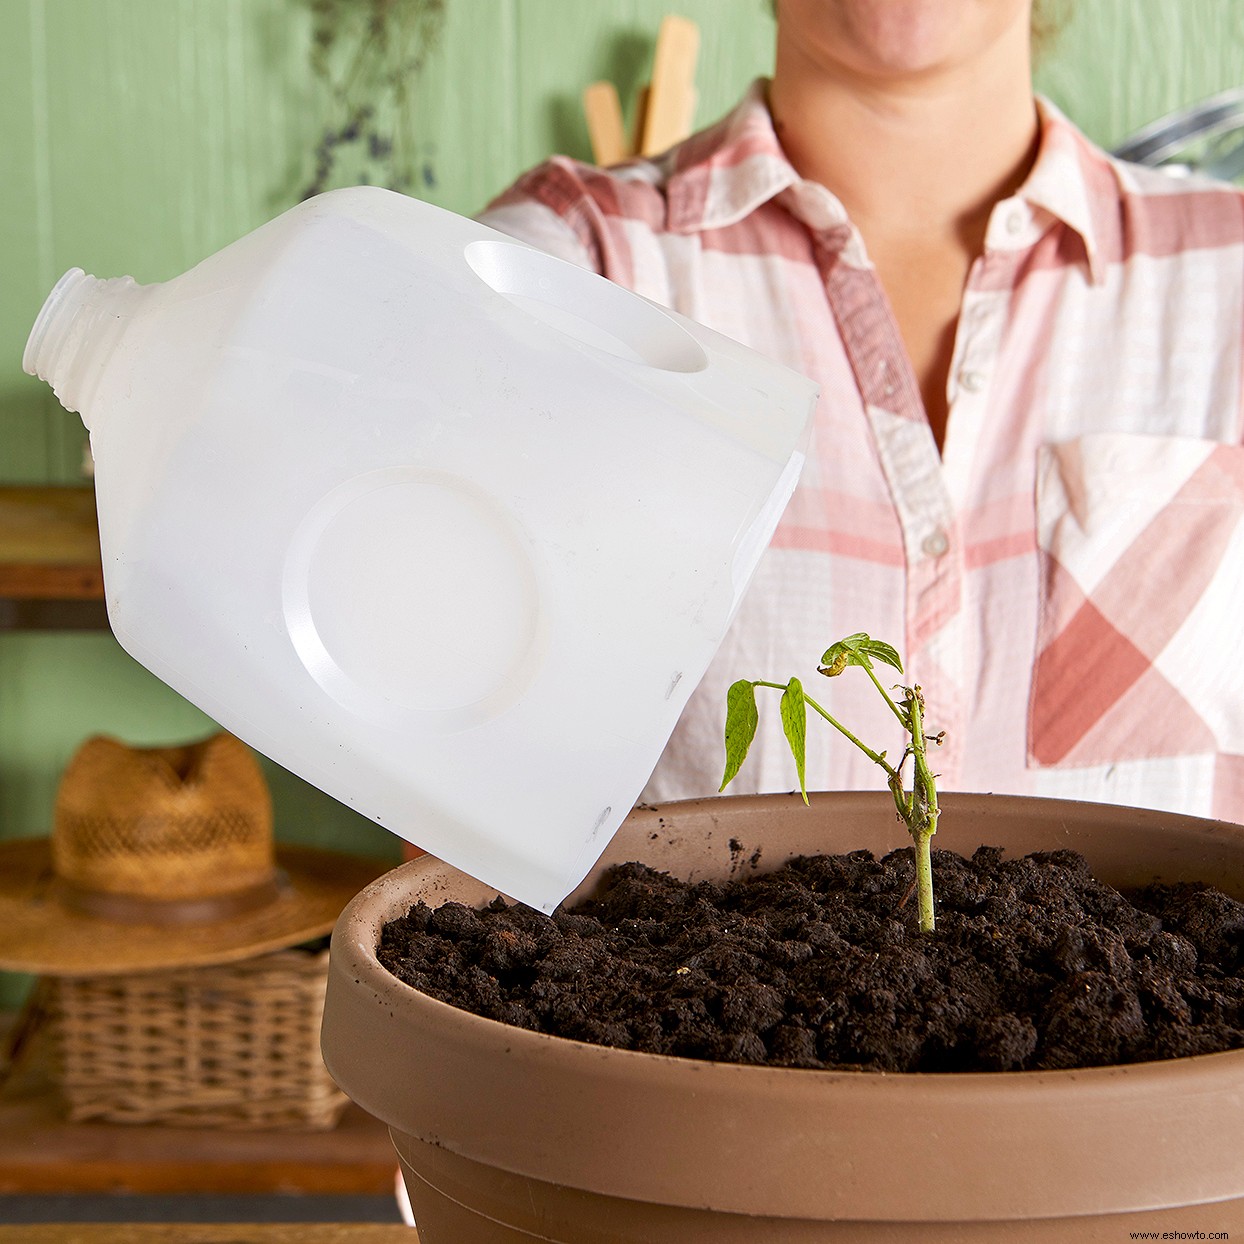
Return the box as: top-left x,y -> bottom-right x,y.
39,946 -> 348,1129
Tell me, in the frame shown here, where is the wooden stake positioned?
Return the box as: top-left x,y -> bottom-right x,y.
583,81 -> 629,167
639,15 -> 700,157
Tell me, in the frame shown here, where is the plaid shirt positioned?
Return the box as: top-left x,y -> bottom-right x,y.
480,81 -> 1244,822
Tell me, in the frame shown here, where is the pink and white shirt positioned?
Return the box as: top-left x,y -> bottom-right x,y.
480,81 -> 1244,822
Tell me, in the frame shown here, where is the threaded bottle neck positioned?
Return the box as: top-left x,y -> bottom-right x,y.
24,268 -> 146,427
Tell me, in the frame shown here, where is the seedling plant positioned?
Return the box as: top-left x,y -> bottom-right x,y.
719,634 -> 943,932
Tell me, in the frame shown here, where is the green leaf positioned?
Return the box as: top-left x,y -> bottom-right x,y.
820,633 -> 904,676
780,677 -> 809,804
859,637 -> 903,674
719,680 -> 759,791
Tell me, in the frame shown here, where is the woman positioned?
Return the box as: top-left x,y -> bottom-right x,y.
479,1 -> 1244,822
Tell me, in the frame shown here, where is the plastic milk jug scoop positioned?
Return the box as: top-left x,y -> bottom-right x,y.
24,188 -> 818,912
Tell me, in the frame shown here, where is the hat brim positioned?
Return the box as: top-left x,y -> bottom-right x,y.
0,838 -> 391,976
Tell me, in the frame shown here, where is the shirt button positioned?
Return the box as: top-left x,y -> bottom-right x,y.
959,369 -> 985,393
922,529 -> 950,559
1005,208 -> 1026,234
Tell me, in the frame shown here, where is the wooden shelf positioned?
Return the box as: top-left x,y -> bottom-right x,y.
0,485 -> 108,629
0,1014 -> 398,1196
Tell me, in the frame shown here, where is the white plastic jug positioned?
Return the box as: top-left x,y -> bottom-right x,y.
24,187 -> 817,911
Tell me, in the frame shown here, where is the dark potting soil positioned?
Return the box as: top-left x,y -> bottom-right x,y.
376,845 -> 1244,1073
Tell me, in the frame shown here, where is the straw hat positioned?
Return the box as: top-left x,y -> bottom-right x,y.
0,732 -> 388,976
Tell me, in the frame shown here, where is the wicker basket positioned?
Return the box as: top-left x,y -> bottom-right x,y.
38,946 -> 349,1129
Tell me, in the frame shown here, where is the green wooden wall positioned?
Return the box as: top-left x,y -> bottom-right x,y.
1,0 -> 1242,1005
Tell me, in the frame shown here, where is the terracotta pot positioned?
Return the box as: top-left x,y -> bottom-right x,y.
321,792 -> 1244,1241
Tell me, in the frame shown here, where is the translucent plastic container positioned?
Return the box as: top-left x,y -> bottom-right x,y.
24,187 -> 817,911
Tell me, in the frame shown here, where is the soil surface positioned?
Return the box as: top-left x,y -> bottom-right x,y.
377,846 -> 1244,1073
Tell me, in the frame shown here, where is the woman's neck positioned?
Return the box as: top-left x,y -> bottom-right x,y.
768,29 -> 1039,248
766,12 -> 1041,451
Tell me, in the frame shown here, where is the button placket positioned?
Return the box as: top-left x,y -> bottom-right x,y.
921,528 -> 950,559
941,279 -> 1009,495
868,408 -> 959,654
950,292 -> 989,400
821,246 -> 966,774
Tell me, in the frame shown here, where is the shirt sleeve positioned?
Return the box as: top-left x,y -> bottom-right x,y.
476,157 -> 612,275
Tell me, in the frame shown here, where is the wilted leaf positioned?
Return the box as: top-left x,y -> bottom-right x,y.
719,680 -> 759,791
780,677 -> 808,804
819,651 -> 849,678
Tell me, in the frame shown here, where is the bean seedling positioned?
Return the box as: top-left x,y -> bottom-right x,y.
719,634 -> 943,932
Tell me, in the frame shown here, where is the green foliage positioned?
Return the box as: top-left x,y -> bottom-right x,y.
720,679 -> 759,792
779,678 -> 807,804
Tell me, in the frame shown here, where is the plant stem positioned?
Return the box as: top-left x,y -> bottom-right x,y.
861,662 -> 911,730
912,830 -> 935,933
905,687 -> 938,933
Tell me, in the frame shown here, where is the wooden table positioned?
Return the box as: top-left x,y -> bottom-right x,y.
0,485 -> 107,629
0,1015 -> 398,1195
0,1228 -> 419,1242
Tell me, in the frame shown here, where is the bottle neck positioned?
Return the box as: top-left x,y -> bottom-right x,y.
23,268 -> 147,427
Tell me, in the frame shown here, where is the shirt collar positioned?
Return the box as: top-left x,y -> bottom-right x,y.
1016,96 -> 1113,285
667,82 -> 1113,285
665,80 -> 804,233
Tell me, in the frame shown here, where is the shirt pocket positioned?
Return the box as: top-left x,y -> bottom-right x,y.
1028,434 -> 1244,768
